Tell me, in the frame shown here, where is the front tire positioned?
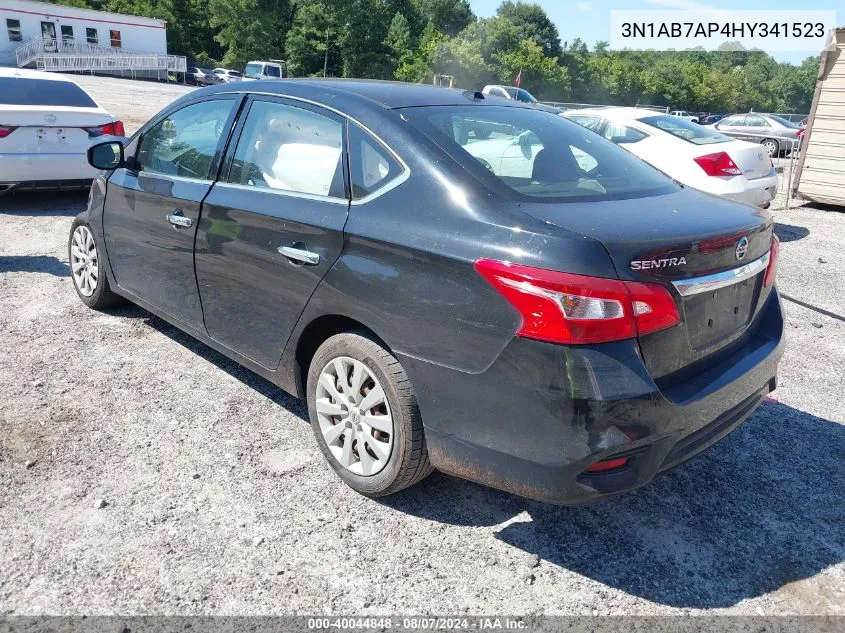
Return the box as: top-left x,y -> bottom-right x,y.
307,331 -> 433,497
68,216 -> 124,310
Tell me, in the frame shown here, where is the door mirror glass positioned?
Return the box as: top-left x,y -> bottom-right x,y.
88,141 -> 124,169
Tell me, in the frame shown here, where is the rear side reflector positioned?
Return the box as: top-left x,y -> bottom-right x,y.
694,151 -> 742,177
85,120 -> 125,137
586,457 -> 629,473
764,234 -> 779,288
0,125 -> 17,138
474,259 -> 680,345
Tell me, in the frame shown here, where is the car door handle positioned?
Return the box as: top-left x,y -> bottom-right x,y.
278,245 -> 320,266
167,212 -> 192,228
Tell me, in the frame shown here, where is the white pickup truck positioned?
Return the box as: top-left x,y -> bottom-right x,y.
242,60 -> 288,81
670,110 -> 700,124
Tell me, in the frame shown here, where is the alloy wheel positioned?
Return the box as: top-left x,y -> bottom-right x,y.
762,139 -> 778,157
70,225 -> 99,297
315,356 -> 394,476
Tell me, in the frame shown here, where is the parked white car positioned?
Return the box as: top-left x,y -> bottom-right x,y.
213,68 -> 242,83
0,68 -> 124,194
242,60 -> 287,81
563,107 -> 778,208
671,110 -> 699,124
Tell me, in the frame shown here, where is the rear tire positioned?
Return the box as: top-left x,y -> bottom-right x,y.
68,215 -> 124,310
306,331 -> 433,497
761,138 -> 780,158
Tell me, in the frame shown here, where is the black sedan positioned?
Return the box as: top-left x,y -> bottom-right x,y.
75,80 -> 784,504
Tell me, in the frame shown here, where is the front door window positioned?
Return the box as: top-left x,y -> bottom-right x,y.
137,99 -> 235,180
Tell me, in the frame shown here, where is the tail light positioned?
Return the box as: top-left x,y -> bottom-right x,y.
84,120 -> 125,137
764,234 -> 779,288
693,151 -> 742,177
474,259 -> 680,345
796,128 -> 805,139
0,125 -> 17,138
586,457 -> 629,473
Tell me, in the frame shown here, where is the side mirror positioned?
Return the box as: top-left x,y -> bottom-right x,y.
88,140 -> 124,170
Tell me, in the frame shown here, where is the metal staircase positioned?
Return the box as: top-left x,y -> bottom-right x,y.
15,38 -> 186,77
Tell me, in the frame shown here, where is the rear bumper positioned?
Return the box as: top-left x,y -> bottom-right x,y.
720,173 -> 778,208
0,153 -> 98,184
401,291 -> 784,505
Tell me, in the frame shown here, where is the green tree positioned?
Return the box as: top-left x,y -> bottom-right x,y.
210,0 -> 294,68
385,12 -> 414,74
339,0 -> 394,78
395,23 -> 443,83
412,0 -> 473,37
496,1 -> 560,58
560,38 -> 593,102
285,0 -> 343,76
494,37 -> 569,100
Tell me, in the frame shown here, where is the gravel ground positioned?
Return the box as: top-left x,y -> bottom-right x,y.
0,76 -> 843,616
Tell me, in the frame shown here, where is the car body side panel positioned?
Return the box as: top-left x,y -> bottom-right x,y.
103,169 -> 210,329
195,184 -> 349,370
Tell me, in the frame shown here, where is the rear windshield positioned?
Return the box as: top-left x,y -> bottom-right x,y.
639,115 -> 730,145
403,105 -> 678,203
769,115 -> 800,128
505,87 -> 537,103
0,77 -> 97,108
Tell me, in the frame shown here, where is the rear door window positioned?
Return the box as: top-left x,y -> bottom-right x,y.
566,115 -> 604,133
720,115 -> 746,127
0,78 -> 97,107
745,115 -> 769,127
602,121 -> 647,144
137,98 -> 236,179
227,99 -> 345,198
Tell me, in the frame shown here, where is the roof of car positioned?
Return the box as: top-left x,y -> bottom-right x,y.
209,78 -> 533,110
564,107 -> 669,121
0,68 -> 76,82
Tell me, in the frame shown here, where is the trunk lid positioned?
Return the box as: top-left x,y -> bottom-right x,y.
521,188 -> 775,382
714,140 -> 774,181
0,106 -> 112,154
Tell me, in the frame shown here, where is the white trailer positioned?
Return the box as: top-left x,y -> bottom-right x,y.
1,0 -> 183,77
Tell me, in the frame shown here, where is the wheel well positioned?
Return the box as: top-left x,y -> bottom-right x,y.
293,315 -> 384,399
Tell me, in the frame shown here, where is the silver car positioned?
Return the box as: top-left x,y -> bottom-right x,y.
714,114 -> 803,157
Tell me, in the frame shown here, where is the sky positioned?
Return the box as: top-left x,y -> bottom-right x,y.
469,0 -> 841,65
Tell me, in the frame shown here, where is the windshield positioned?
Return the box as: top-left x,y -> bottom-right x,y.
639,115 -> 731,145
244,63 -> 262,77
769,115 -> 800,128
404,106 -> 678,203
0,78 -> 97,107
